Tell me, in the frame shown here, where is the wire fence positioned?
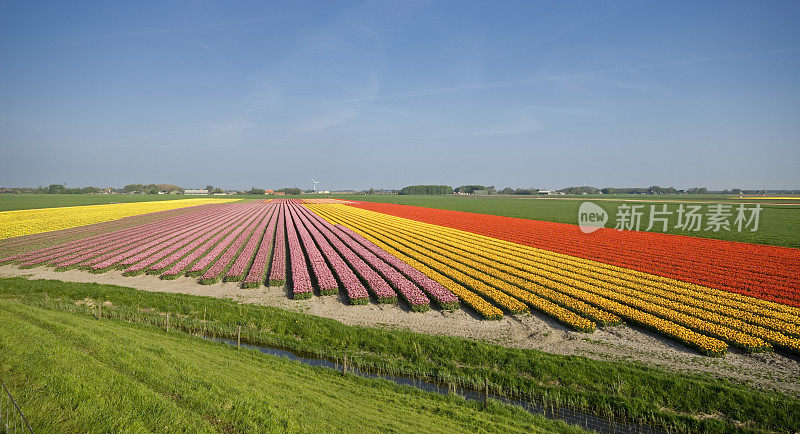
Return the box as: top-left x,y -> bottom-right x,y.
0,376 -> 32,434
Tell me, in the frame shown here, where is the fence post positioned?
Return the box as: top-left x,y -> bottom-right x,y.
484,377 -> 489,409
237,326 -> 241,349
166,313 -> 170,332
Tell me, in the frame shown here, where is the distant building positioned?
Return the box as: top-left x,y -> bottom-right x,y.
274,191 -> 285,196
102,187 -> 114,194
472,190 -> 489,196
185,189 -> 208,195
538,190 -> 554,195
264,190 -> 275,195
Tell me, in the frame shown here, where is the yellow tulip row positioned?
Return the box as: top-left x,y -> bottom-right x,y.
327,206 -> 752,353
0,198 -> 236,240
316,207 -> 503,320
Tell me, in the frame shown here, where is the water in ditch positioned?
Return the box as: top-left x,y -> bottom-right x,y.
209,337 -> 666,434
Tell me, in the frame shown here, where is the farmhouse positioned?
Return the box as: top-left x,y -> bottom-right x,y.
264,190 -> 275,195
184,189 -> 208,195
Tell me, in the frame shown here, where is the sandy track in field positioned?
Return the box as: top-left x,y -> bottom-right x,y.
2,264 -> 798,396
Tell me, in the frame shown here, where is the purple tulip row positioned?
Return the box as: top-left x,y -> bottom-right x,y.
285,205 -> 314,298
159,204 -> 267,279
335,225 -> 460,310
122,205 -> 256,275
228,206 -> 278,284
199,204 -> 275,283
265,207 -> 287,286
287,205 -> 338,295
9,203 -> 245,269
291,205 -> 370,304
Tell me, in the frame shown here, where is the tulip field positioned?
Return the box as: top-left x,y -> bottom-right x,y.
2,198 -> 799,357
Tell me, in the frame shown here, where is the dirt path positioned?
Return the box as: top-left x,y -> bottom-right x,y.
2,264 -> 798,396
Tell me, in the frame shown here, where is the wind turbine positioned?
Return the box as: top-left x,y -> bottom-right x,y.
312,179 -> 319,193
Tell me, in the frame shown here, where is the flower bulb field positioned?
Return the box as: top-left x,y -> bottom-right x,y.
2,195 -> 800,432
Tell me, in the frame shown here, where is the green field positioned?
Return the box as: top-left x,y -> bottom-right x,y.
330,194 -> 800,248
2,277 -> 797,433
0,193 -> 214,212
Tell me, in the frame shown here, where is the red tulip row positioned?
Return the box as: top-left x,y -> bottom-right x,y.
287,205 -> 338,295
334,225 -> 460,310
227,206 -> 279,283
290,204 -> 371,304
199,204 -> 276,284
265,207 -> 287,287
285,204 -> 314,298
351,202 -> 800,307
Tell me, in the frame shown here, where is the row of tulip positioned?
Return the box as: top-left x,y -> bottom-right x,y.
11,203 -> 248,270
307,205 -> 739,354
393,216 -> 800,351
161,205 -> 267,279
309,205 -> 525,318
0,198 -> 235,239
121,205 -> 256,275
86,205 -> 253,272
266,207 -> 287,287
199,204 -> 276,284
290,205 -> 371,304
189,204 -> 273,278
287,205 -> 339,295
350,202 -> 800,307
293,205 -> 400,305
328,208 -> 597,332
228,206 -> 278,283
285,204 -> 314,299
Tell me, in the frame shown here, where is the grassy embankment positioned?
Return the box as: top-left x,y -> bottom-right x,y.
1,277 -> 797,433
0,298 -> 574,433
331,194 -> 800,248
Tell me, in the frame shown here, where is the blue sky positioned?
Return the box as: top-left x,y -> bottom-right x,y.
1,1 -> 798,191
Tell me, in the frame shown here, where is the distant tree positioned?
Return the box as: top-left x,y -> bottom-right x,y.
399,185 -> 453,195
277,187 -> 302,195
499,187 -> 514,195
368,188 -> 375,195
601,188 -> 615,195
487,186 -> 497,195
47,184 -> 66,194
731,188 -> 742,195
80,186 -> 101,194
454,185 -> 487,194
212,187 -> 224,194
250,187 -> 265,195
205,185 -> 214,193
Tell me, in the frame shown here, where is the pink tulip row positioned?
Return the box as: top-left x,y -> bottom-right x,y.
72,203 -> 254,271
298,209 -> 430,311
227,205 -> 279,284
188,203 -> 271,278
285,205 -> 313,298
159,204 -> 266,279
5,202 -> 238,265
335,225 -> 460,310
287,205 -> 338,295
121,205 -> 256,275
0,202 -> 221,253
12,203 -> 243,268
266,207 -> 287,287
291,205 -> 370,304
199,204 -> 276,283
292,205 -> 394,302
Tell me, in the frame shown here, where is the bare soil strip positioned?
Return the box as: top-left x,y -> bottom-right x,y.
1,264 -> 798,396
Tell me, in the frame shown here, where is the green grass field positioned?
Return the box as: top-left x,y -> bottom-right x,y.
2,277 -> 797,433
0,298 -> 576,433
331,194 -> 800,248
0,193 -> 233,212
